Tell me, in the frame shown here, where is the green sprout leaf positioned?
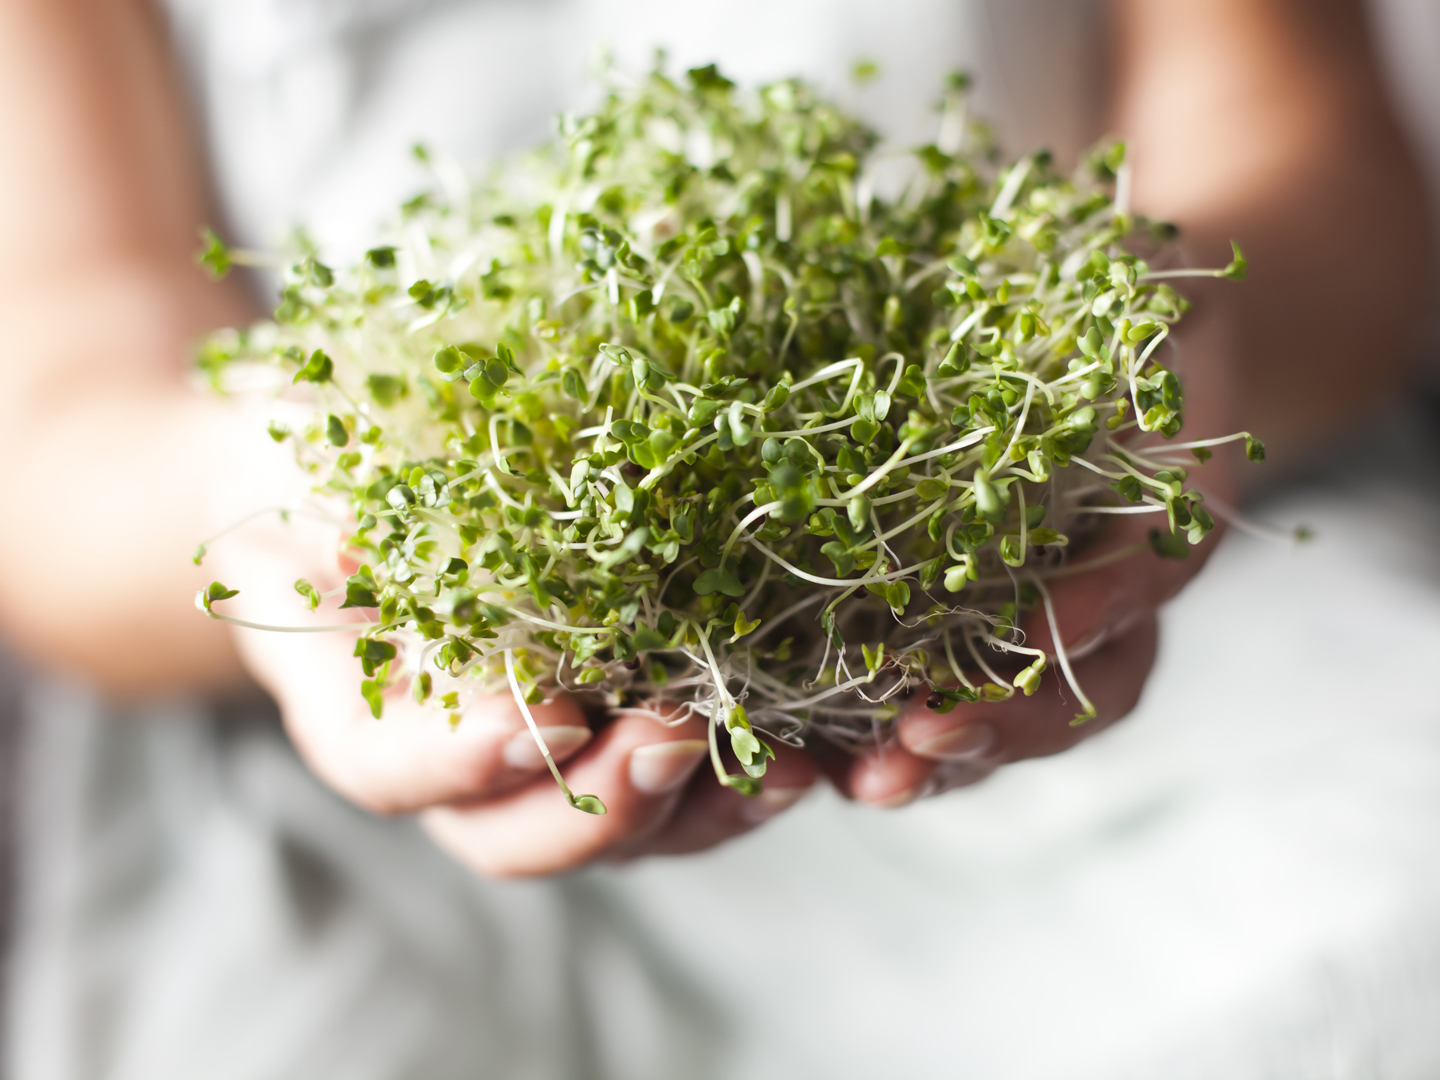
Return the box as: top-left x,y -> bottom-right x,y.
1014,657 -> 1046,696
360,679 -> 384,719
1148,528 -> 1191,560
740,736 -> 775,779
862,642 -> 885,675
197,228 -> 232,279
731,610 -> 762,641
1223,240 -> 1248,281
208,583 -> 237,601
694,567 -> 744,597
294,349 -> 334,384
294,578 -> 321,609
730,725 -> 761,766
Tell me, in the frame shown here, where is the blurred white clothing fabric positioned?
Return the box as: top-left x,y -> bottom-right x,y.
9,2 -> 1440,1078
160,0 -> 1106,259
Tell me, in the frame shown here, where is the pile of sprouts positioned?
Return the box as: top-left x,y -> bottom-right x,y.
197,63 -> 1257,813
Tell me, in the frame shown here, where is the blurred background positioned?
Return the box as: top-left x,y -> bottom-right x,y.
3,0 -> 1440,1077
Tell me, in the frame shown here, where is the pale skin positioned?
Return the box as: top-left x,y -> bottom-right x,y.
0,0 -> 1426,876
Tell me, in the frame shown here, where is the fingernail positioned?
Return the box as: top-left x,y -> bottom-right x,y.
502,726 -> 592,771
629,739 -> 709,796
740,785 -> 810,824
911,722 -> 995,762
869,783 -> 919,809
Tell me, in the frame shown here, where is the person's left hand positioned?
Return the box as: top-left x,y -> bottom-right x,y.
829,310 -> 1239,807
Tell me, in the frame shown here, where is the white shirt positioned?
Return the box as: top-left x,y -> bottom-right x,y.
160,0 -> 1105,257
15,3 -> 1440,1079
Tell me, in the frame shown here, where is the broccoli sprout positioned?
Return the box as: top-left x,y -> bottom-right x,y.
196,62 -> 1257,811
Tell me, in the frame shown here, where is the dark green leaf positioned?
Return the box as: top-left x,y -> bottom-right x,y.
694,567 -> 744,596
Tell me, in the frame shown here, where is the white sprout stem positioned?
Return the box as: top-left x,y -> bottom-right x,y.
506,611 -> 615,635
546,466 -> 574,506
195,505 -> 305,551
888,426 -> 995,474
824,426 -> 989,510
989,157 -> 1032,217
981,632 -> 1045,661
484,471 -> 525,508
1141,431 -> 1253,453
1047,358 -> 1104,391
762,416 -> 860,439
942,626 -> 977,690
833,439 -> 915,500
639,430 -> 722,490
737,558 -> 773,613
1024,541 -> 1150,580
788,356 -> 861,394
1126,350 -> 1147,429
1097,452 -> 1177,495
770,672 -> 881,713
949,304 -> 990,342
1069,454 -> 1127,481
505,650 -> 576,799
1016,480 -> 1029,560
1137,269 -> 1229,281
694,623 -> 741,783
201,611 -> 369,634
747,540 -> 928,587
963,629 -> 1012,691
882,352 -> 907,394
1000,368 -> 1058,405
227,247 -> 285,269
694,623 -> 735,716
1114,162 -> 1132,218
1031,576 -> 1095,719
741,591 -> 829,647
1196,489 -> 1304,544
1001,382 -> 1036,480
866,499 -> 948,549
1136,326 -> 1170,368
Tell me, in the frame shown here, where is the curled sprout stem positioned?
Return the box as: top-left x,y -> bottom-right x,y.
506,649 -> 606,814
1032,575 -> 1095,724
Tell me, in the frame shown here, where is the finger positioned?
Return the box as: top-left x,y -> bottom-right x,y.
419,713 -> 714,877
1024,510 -> 1219,660
614,739 -> 820,858
271,632 -> 594,814
213,512 -> 600,813
1024,308 -> 1238,669
899,614 -> 1158,767
837,738 -> 939,808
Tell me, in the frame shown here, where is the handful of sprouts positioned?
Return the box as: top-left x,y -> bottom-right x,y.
197,64 -> 1256,814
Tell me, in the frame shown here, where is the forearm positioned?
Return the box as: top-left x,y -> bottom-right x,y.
0,0 -> 266,694
1114,0 -> 1432,472
0,263 -> 256,694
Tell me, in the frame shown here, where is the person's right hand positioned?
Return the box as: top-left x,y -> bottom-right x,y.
207,469 -> 817,878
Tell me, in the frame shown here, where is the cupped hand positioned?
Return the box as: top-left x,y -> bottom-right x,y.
835,313 -> 1241,807
834,511 -> 1194,807
208,489 -> 817,879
